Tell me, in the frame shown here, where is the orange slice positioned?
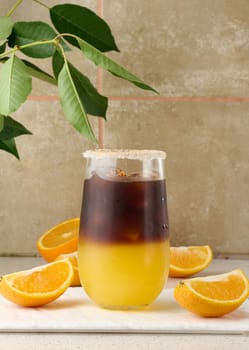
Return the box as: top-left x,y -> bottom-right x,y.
56,251 -> 81,286
169,245 -> 213,277
174,269 -> 249,317
0,259 -> 73,307
37,218 -> 80,262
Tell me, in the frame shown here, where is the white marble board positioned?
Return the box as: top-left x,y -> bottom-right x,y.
0,287 -> 248,335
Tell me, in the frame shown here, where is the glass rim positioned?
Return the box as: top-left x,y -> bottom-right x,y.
83,149 -> 166,160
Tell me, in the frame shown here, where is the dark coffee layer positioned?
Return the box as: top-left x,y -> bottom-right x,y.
79,174 -> 169,244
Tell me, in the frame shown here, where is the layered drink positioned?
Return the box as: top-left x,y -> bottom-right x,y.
78,150 -> 170,308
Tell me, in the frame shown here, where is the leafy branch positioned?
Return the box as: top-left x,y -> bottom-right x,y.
0,1 -> 157,159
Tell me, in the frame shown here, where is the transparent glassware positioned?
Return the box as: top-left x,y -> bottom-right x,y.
78,149 -> 170,309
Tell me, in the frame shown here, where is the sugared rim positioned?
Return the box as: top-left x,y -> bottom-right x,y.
83,149 -> 166,160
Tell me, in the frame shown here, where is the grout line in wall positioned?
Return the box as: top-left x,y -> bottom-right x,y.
108,96 -> 249,103
97,68 -> 103,93
97,0 -> 103,17
27,95 -> 249,103
97,0 -> 104,147
28,96 -> 59,101
96,0 -> 103,94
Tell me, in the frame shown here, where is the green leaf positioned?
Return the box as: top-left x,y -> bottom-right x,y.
50,4 -> 119,52
53,51 -> 107,117
0,41 -> 6,54
0,16 -> 13,40
22,59 -> 56,85
0,54 -> 32,115
1,57 -> 56,85
8,21 -> 57,58
52,51 -> 64,79
0,56 -> 8,63
0,115 -> 4,132
77,38 -> 158,94
0,115 -> 32,140
57,62 -> 97,142
0,138 -> 19,159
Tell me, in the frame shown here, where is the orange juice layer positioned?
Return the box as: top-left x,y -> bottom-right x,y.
78,240 -> 170,308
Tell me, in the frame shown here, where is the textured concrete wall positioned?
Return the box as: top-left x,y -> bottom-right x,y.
0,0 -> 248,256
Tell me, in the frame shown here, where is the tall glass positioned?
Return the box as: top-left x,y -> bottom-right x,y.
78,149 -> 170,309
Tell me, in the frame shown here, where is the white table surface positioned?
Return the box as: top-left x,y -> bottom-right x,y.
0,256 -> 248,350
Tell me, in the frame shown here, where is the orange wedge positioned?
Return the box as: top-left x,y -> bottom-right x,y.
37,218 -> 80,262
56,251 -> 81,286
0,259 -> 73,307
174,269 -> 249,317
169,245 -> 213,277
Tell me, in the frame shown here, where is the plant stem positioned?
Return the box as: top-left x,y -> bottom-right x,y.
98,119 -> 104,148
57,42 -> 67,63
6,0 -> 23,17
0,32 -> 71,59
19,38 -> 56,50
32,0 -> 50,9
0,38 -> 57,59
